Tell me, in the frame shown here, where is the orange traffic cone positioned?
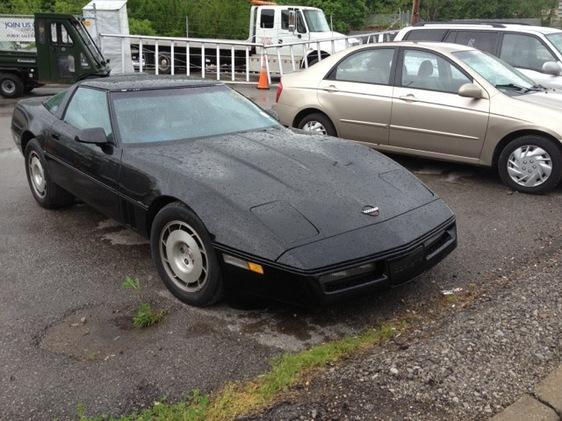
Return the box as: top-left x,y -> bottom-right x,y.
257,61 -> 269,90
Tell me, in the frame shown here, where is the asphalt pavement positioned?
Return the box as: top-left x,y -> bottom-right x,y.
0,85 -> 561,420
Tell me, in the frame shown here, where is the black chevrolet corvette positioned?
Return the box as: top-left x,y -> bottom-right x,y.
11,75 -> 457,306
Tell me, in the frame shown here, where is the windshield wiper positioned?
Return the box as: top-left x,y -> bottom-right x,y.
495,83 -> 539,93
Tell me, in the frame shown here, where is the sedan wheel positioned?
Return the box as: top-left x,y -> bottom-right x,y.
151,202 -> 223,306
28,151 -> 47,198
507,145 -> 552,188
498,136 -> 561,194
302,120 -> 328,135
160,220 -> 208,293
297,112 -> 337,137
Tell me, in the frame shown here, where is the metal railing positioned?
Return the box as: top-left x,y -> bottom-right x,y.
99,30 -> 393,83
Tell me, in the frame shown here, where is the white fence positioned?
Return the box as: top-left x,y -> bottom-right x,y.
100,30 -> 394,84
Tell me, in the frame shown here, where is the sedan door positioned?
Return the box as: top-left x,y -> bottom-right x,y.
389,48 -> 489,160
317,47 -> 396,145
45,86 -> 122,220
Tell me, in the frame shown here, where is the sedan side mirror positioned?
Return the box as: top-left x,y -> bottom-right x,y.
542,61 -> 561,76
75,127 -> 109,145
458,83 -> 483,99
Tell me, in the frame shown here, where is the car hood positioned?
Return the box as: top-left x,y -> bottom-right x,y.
127,128 -> 437,247
512,90 -> 562,109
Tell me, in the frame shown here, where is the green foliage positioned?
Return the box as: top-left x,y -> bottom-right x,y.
132,303 -> 167,328
128,18 -> 156,36
121,276 -> 140,290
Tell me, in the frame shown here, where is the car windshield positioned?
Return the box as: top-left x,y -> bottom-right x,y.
112,85 -> 279,144
453,50 -> 536,93
546,32 -> 562,55
303,9 -> 330,32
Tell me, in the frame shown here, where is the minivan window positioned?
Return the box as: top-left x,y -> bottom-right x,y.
446,31 -> 499,54
405,29 -> 447,42
546,32 -> 562,55
500,34 -> 556,72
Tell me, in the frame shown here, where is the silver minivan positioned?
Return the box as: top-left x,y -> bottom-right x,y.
395,23 -> 562,89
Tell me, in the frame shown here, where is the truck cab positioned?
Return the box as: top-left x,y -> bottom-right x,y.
0,13 -> 110,97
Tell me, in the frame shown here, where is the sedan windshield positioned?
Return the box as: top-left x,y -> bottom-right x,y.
303,9 -> 330,32
546,32 -> 562,55
453,50 -> 536,93
112,85 -> 279,144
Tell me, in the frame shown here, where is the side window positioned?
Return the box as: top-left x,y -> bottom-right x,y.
500,34 -> 555,72
50,23 -> 58,43
404,29 -> 447,42
60,24 -> 73,45
260,9 -> 275,29
44,91 -> 67,114
296,11 -> 307,33
333,49 -> 394,85
64,88 -> 112,138
450,31 -> 499,54
401,49 -> 471,93
281,10 -> 290,30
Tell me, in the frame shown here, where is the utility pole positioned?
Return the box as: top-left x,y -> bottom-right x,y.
411,0 -> 420,25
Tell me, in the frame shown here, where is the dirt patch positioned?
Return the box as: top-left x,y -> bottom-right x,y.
40,305 -> 167,362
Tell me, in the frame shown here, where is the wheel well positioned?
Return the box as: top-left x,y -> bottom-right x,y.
145,195 -> 180,237
20,130 -> 35,152
292,108 -> 335,131
492,130 -> 562,168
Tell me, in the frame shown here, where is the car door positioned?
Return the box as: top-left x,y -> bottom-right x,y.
317,47 -> 396,145
389,48 -> 490,159
45,86 -> 122,220
499,33 -> 562,89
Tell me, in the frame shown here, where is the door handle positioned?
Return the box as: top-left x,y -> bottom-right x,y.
323,85 -> 339,93
399,94 -> 417,102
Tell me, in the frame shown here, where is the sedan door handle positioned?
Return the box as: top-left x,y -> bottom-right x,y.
399,94 -> 417,102
323,85 -> 339,93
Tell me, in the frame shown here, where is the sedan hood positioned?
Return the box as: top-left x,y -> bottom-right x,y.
128,128 -> 436,247
513,90 -> 562,109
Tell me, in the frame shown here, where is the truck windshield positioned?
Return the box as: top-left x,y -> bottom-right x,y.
303,10 -> 330,32
112,85 -> 280,144
71,21 -> 104,65
453,50 -> 536,93
546,32 -> 562,55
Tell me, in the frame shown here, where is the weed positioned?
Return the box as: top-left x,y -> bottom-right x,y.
122,276 -> 140,290
132,303 -> 167,328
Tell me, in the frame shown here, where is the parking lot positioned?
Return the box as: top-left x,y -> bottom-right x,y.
0,86 -> 561,420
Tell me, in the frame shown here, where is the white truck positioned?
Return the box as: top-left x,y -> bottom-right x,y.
129,2 -> 363,76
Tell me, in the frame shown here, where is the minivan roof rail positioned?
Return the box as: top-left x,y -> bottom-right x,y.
413,21 -> 531,28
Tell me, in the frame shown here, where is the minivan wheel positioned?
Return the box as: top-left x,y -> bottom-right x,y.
150,202 -> 223,306
498,135 -> 561,194
24,139 -> 74,208
298,113 -> 337,137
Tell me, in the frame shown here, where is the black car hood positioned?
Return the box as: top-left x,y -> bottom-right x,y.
126,128 -> 436,248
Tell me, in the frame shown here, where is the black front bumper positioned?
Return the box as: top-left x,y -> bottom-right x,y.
219,219 -> 457,305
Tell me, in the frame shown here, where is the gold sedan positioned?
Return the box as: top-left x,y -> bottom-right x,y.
276,42 -> 562,194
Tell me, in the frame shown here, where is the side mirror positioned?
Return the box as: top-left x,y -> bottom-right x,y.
288,10 -> 296,32
542,61 -> 561,76
458,83 -> 483,99
75,127 -> 109,145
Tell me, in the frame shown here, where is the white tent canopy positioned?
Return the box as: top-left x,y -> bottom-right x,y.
83,0 -> 132,74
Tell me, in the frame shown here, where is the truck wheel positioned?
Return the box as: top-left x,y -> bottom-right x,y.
0,73 -> 24,98
157,53 -> 171,74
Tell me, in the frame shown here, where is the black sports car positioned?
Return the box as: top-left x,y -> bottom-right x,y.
11,75 -> 457,306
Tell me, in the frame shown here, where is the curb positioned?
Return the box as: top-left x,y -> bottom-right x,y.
491,365 -> 562,421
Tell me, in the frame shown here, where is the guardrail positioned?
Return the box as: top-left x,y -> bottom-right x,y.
99,30 -> 394,84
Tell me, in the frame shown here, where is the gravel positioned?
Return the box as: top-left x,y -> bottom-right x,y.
254,251 -> 562,420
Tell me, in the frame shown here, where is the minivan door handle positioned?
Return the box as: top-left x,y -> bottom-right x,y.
399,94 -> 417,102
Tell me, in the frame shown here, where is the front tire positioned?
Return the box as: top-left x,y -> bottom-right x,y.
297,112 -> 337,137
498,136 -> 561,194
150,202 -> 223,306
24,139 -> 74,208
0,73 -> 24,98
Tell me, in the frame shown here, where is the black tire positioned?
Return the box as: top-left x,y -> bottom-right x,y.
157,52 -> 172,74
150,202 -> 223,306
0,73 -> 24,98
498,135 -> 561,194
24,139 -> 75,209
297,112 -> 337,137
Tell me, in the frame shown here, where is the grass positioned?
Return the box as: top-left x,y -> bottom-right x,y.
132,303 -> 167,328
80,321 -> 404,421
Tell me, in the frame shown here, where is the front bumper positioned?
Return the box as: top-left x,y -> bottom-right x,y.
218,218 -> 457,305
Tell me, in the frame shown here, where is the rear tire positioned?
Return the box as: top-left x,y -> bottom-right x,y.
157,52 -> 172,74
150,202 -> 223,306
0,73 -> 24,98
24,139 -> 74,208
498,135 -> 561,194
297,112 -> 337,137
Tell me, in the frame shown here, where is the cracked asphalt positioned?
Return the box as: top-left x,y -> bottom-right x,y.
0,86 -> 561,420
